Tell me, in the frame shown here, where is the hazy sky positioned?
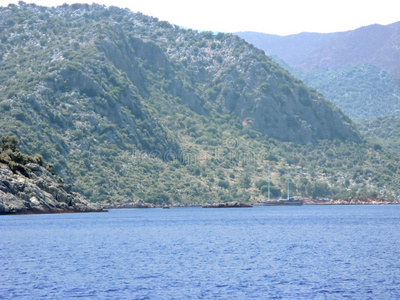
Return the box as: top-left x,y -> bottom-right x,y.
2,0 -> 399,35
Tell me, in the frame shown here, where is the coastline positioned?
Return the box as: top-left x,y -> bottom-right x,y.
0,207 -> 107,215
104,198 -> 400,210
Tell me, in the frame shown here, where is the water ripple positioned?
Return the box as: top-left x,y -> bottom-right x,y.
1,206 -> 400,299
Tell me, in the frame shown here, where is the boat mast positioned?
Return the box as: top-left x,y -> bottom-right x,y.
268,166 -> 270,201
287,169 -> 290,200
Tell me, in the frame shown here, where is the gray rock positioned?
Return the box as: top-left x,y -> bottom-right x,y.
0,165 -> 103,214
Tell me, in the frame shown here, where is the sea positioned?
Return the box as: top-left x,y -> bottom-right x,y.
1,205 -> 400,299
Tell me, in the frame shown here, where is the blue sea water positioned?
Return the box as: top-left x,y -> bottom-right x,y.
1,205 -> 400,299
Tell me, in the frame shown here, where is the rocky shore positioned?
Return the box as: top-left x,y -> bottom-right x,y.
0,163 -> 104,214
304,196 -> 399,205
202,202 -> 253,208
105,202 -> 159,209
104,202 -> 201,209
107,202 -> 253,209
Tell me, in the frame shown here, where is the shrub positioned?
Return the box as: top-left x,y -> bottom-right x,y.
217,180 -> 230,189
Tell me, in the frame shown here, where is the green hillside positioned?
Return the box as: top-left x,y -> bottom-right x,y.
237,27 -> 400,151
288,61 -> 400,151
1,3 -> 399,204
358,116 -> 400,152
293,65 -> 400,121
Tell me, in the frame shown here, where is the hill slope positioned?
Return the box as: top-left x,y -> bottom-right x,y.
237,22 -> 400,148
237,22 -> 400,119
1,3 -> 399,203
294,65 -> 400,121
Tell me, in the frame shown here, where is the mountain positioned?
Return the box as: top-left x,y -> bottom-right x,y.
295,64 -> 400,121
237,22 -> 400,81
236,22 -> 400,119
237,22 -> 400,150
296,22 -> 400,81
0,136 -> 102,214
358,116 -> 400,153
235,31 -> 336,68
1,3 -> 399,204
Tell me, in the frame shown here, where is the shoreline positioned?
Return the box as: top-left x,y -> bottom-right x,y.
105,201 -> 400,210
0,207 -> 107,215
3,201 -> 399,215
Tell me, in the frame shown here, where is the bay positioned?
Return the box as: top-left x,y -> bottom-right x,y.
1,205 -> 400,299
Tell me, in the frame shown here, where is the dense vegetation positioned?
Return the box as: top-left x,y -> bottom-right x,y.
238,26 -> 400,154
295,65 -> 400,152
358,116 -> 400,152
1,3 -> 400,204
291,65 -> 400,121
279,56 -> 400,153
0,135 -> 56,178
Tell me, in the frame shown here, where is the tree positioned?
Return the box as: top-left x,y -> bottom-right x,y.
147,191 -> 170,204
311,181 -> 331,198
298,177 -> 309,196
239,173 -> 251,189
255,179 -> 268,189
0,135 -> 19,151
261,185 -> 280,198
217,180 -> 230,189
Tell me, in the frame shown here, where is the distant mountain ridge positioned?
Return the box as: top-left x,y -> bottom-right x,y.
297,22 -> 400,81
237,21 -> 400,81
236,21 -> 400,125
235,31 -> 336,67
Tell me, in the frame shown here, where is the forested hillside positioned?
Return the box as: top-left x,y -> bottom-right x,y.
1,3 -> 399,204
358,116 -> 400,152
292,65 -> 400,121
237,22 -> 400,151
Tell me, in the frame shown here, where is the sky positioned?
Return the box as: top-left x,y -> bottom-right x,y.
2,0 -> 400,36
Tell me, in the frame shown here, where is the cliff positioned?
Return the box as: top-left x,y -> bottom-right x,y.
0,162 -> 103,214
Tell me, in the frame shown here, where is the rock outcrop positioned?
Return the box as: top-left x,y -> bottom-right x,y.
202,202 -> 253,208
0,163 -> 103,214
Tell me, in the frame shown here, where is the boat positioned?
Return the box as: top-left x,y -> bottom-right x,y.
262,198 -> 303,206
162,205 -> 170,209
262,168 -> 303,206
